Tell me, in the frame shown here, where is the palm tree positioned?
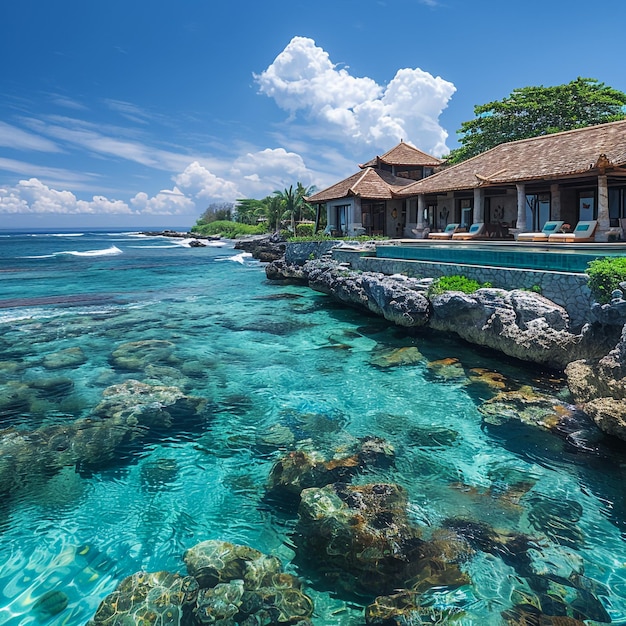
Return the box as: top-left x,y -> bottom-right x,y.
274,183 -> 316,233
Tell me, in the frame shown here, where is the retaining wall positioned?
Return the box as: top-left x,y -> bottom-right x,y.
285,242 -> 593,329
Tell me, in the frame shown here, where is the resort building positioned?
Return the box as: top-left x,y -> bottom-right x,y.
310,119 -> 626,241
397,119 -> 626,242
307,141 -> 443,237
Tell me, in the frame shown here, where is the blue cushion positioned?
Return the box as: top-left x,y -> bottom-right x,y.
576,224 -> 590,232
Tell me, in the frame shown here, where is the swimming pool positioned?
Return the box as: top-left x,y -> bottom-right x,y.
375,241 -> 626,273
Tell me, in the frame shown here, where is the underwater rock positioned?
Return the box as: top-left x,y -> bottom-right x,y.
365,590 -> 465,625
478,385 -> 574,431
0,381 -> 35,422
92,379 -> 207,430
27,375 -> 74,398
0,380 -> 207,495
183,540 -> 314,624
109,339 -> 179,371
266,437 -> 395,507
31,589 -> 69,619
184,540 -> 271,588
88,570 -> 199,626
294,482 -> 468,597
370,346 -> 424,368
42,346 -> 87,370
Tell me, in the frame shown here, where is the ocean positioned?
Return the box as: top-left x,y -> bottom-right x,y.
0,229 -> 625,625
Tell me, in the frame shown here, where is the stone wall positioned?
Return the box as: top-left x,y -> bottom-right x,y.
331,249 -> 593,330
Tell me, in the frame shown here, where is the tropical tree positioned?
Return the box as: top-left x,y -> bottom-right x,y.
273,183 -> 316,233
234,198 -> 266,225
447,77 -> 626,164
198,202 -> 234,224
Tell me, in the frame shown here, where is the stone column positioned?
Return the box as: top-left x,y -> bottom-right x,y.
516,183 -> 527,232
473,187 -> 484,223
596,174 -> 610,242
417,194 -> 425,228
550,183 -> 561,220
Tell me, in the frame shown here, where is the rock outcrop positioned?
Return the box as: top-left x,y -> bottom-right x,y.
89,540 -> 314,626
235,233 -> 286,262
306,261 -> 430,328
566,324 -> 626,440
267,259 -> 618,369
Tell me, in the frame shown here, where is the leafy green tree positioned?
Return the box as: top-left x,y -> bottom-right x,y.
447,78 -> 626,163
198,202 -> 234,223
234,198 -> 266,225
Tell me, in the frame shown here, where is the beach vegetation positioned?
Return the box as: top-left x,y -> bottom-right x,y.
197,202 -> 234,223
586,257 -> 626,304
427,275 -> 484,296
446,77 -> 626,163
191,220 -> 265,238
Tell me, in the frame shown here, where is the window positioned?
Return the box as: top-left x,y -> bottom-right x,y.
609,187 -> 626,226
578,190 -> 596,221
525,193 -> 550,231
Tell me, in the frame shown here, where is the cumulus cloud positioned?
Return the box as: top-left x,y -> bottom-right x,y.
231,148 -> 312,196
174,161 -> 241,201
130,187 -> 196,215
255,36 -> 456,156
0,178 -> 132,215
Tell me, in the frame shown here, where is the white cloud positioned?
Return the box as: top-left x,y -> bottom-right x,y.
130,187 -> 196,215
231,147 -> 312,196
0,178 -> 132,215
255,36 -> 456,156
0,122 -> 60,152
174,161 -> 241,201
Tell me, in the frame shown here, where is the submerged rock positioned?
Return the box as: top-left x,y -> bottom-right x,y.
266,437 -> 396,507
183,539 -> 314,624
0,380 -> 207,495
365,590 -> 465,625
110,339 -> 179,371
294,482 -> 469,597
42,346 -> 87,370
88,570 -> 198,626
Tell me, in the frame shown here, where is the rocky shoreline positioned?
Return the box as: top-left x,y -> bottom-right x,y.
264,251 -> 626,445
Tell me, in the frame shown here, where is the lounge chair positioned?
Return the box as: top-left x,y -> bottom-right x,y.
428,223 -> 461,240
547,220 -> 598,243
517,220 -> 565,242
451,222 -> 486,240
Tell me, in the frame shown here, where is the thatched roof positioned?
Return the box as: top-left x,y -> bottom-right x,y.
307,167 -> 415,203
396,119 -> 626,196
359,140 -> 443,169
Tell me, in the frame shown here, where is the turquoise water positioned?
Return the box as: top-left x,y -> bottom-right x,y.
1,230 -> 626,625
375,241 -> 624,272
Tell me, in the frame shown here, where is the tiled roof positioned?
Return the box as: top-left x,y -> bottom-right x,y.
307,168 -> 415,203
359,141 -> 443,168
396,119 -> 626,196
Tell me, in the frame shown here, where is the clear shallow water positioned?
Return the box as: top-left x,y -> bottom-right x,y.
1,230 -> 626,625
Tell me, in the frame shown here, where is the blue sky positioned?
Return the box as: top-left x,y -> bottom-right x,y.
1,0 -> 625,230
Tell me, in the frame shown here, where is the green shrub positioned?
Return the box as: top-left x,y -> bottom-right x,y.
427,275 -> 483,297
295,223 -> 315,237
586,257 -> 626,304
191,220 -> 266,238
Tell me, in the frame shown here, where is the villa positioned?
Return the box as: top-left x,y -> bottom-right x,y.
309,119 -> 626,242
307,141 -> 442,237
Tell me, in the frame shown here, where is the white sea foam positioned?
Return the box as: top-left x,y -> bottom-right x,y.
59,245 -> 123,257
215,252 -> 253,264
28,233 -> 85,237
